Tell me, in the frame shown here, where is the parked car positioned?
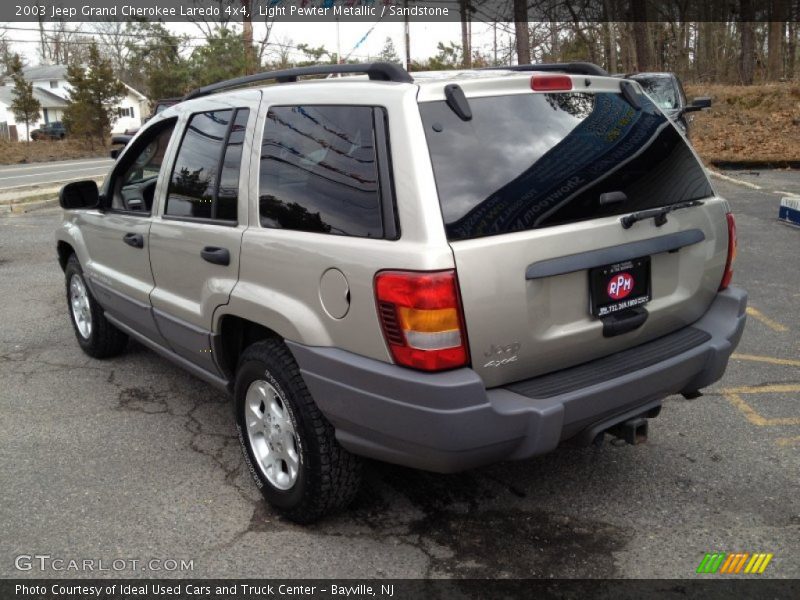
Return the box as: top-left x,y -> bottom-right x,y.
31,121 -> 67,140
55,62 -> 746,523
621,72 -> 711,134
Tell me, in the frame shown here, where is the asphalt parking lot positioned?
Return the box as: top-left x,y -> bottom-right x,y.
0,173 -> 798,580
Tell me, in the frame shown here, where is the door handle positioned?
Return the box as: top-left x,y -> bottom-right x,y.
123,233 -> 144,248
201,246 -> 230,266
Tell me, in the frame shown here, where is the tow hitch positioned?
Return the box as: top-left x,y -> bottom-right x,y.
607,417 -> 648,445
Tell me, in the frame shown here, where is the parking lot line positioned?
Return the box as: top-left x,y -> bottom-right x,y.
723,392 -> 800,427
723,384 -> 800,395
732,353 -> 800,367
745,307 -> 789,332
776,436 -> 800,447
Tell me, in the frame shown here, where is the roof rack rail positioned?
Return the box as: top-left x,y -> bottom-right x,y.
184,62 -> 413,100
485,62 -> 609,77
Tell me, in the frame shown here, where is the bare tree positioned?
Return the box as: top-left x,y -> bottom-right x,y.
36,18 -> 89,65
92,22 -> 131,79
189,0 -> 235,38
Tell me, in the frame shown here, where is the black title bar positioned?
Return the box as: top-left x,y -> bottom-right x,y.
2,0 -> 796,23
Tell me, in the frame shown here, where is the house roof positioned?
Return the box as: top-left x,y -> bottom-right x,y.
2,64 -> 149,103
21,64 -> 69,81
0,86 -> 69,108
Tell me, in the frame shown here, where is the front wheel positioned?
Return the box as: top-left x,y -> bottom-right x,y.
234,339 -> 362,523
64,254 -> 128,358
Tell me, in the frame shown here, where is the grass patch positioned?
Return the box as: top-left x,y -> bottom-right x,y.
686,82 -> 800,164
0,139 -> 107,165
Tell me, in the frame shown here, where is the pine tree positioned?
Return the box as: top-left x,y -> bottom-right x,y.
9,54 -> 41,142
63,43 -> 125,145
378,37 -> 400,64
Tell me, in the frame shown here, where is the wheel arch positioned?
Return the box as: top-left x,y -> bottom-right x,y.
56,240 -> 76,271
214,314 -> 284,381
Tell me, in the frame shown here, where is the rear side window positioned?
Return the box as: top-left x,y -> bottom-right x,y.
420,91 -> 714,241
166,108 -> 249,222
258,105 -> 384,237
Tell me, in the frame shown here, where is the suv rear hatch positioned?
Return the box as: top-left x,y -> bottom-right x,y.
418,74 -> 729,388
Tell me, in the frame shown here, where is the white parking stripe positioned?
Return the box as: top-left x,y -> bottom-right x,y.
708,169 -> 762,190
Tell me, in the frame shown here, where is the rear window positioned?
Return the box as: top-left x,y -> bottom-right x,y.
420,91 -> 713,241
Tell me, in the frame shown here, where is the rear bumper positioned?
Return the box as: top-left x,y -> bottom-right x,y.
288,286 -> 747,473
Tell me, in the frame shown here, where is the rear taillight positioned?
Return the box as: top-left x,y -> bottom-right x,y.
531,75 -> 573,91
375,270 -> 468,372
719,212 -> 737,290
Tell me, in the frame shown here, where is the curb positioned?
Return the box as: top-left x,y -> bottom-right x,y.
0,176 -> 104,216
1,198 -> 60,215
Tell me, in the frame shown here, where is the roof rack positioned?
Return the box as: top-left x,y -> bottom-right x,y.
485,62 -> 609,77
184,62 -> 413,100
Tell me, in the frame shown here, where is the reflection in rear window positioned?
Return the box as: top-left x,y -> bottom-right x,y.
420,91 -> 713,241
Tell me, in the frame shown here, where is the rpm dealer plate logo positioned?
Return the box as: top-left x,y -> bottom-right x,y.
607,272 -> 634,300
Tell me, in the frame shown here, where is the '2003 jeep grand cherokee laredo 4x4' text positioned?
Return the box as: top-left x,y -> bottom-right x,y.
56,62 -> 746,522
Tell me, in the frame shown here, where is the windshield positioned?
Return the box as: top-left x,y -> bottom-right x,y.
420,90 -> 712,241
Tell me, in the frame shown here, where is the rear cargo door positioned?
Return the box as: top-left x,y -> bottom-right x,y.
420,82 -> 729,388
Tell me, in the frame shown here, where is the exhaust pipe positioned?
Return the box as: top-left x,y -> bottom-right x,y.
607,417 -> 648,445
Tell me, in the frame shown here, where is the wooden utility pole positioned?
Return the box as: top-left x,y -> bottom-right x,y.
460,0 -> 471,68
514,0 -> 530,65
242,0 -> 255,74
404,0 -> 411,70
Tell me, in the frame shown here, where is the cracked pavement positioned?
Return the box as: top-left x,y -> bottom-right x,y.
1,176 -> 798,579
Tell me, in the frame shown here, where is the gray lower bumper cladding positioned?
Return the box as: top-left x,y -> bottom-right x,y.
288,287 -> 747,473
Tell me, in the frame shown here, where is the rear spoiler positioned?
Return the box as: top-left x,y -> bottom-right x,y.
484,62 -> 609,77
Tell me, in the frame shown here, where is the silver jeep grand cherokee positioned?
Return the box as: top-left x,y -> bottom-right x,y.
55,62 -> 746,523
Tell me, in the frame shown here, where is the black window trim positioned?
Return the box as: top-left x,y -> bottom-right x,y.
257,103 -> 399,240
104,116 -> 179,218
161,214 -> 238,228
164,107 -> 248,226
373,107 -> 400,240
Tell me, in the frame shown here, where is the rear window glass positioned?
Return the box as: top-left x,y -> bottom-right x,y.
420,91 -> 713,241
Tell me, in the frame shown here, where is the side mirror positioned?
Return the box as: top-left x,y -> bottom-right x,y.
59,180 -> 99,210
110,148 -> 120,159
685,97 -> 712,113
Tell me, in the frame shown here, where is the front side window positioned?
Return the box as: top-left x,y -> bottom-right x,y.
166,108 -> 249,222
112,119 -> 176,213
258,105 -> 383,237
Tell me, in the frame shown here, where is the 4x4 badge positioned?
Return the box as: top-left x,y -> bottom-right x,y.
483,343 -> 520,368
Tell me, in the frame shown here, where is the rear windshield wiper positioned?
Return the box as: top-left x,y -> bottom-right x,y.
621,200 -> 705,229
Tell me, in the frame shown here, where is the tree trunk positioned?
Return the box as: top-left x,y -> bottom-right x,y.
619,22 -> 635,73
788,19 -> 797,79
514,0 -> 530,65
767,0 -> 786,80
631,2 -> 651,71
739,0 -> 756,84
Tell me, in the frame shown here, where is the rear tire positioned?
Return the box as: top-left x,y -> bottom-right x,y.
64,254 -> 128,358
234,339 -> 362,523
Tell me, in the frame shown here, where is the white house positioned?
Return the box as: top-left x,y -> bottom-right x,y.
0,64 -> 149,140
